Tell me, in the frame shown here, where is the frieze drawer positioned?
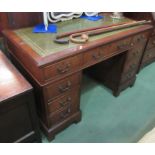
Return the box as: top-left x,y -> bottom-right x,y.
127,48 -> 143,61
125,42 -> 146,63
44,72 -> 81,102
83,46 -> 105,66
47,90 -> 80,115
83,37 -> 132,67
43,54 -> 82,81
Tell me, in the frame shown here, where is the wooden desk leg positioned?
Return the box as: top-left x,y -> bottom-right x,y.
41,110 -> 82,141
113,76 -> 136,97
113,90 -> 121,97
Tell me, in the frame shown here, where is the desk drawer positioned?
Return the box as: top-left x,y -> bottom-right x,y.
143,48 -> 155,62
48,99 -> 79,126
123,60 -> 138,74
127,48 -> 143,61
124,43 -> 145,70
83,46 -> 105,66
146,36 -> 155,50
132,32 -> 148,44
106,37 -> 132,55
43,54 -> 82,81
48,90 -> 79,114
44,72 -> 81,102
83,37 -> 132,66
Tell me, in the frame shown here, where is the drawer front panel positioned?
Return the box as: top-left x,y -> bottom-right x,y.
44,73 -> 81,102
43,54 -> 82,81
146,36 -> 155,50
123,42 -> 146,73
107,37 -> 132,55
143,47 -> 155,62
127,48 -> 143,62
132,32 -> 149,45
83,46 -> 105,66
48,99 -> 79,126
123,60 -> 138,74
83,37 -> 132,67
48,89 -> 80,114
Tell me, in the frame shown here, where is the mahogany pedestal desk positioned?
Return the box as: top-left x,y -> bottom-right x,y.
3,16 -> 153,140
0,50 -> 41,142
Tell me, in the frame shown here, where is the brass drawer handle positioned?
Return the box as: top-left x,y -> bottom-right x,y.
57,63 -> 71,74
59,81 -> 71,93
60,107 -> 71,118
136,35 -> 145,41
136,36 -> 143,42
59,97 -> 71,107
92,51 -> 102,60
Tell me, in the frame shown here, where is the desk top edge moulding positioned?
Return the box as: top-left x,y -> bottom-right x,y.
3,14 -> 153,141
3,15 -> 153,67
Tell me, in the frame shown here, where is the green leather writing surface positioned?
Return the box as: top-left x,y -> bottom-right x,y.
14,16 -> 136,57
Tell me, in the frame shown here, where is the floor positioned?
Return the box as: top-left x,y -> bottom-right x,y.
42,62 -> 155,143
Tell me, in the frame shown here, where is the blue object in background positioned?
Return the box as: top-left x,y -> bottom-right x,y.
80,15 -> 103,21
33,23 -> 57,33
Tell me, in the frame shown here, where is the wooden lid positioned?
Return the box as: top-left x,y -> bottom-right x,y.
0,50 -> 32,102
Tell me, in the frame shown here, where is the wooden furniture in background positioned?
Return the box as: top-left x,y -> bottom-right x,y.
0,12 -> 42,55
0,50 -> 41,142
0,12 -> 42,35
124,12 -> 155,70
3,16 -> 153,140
